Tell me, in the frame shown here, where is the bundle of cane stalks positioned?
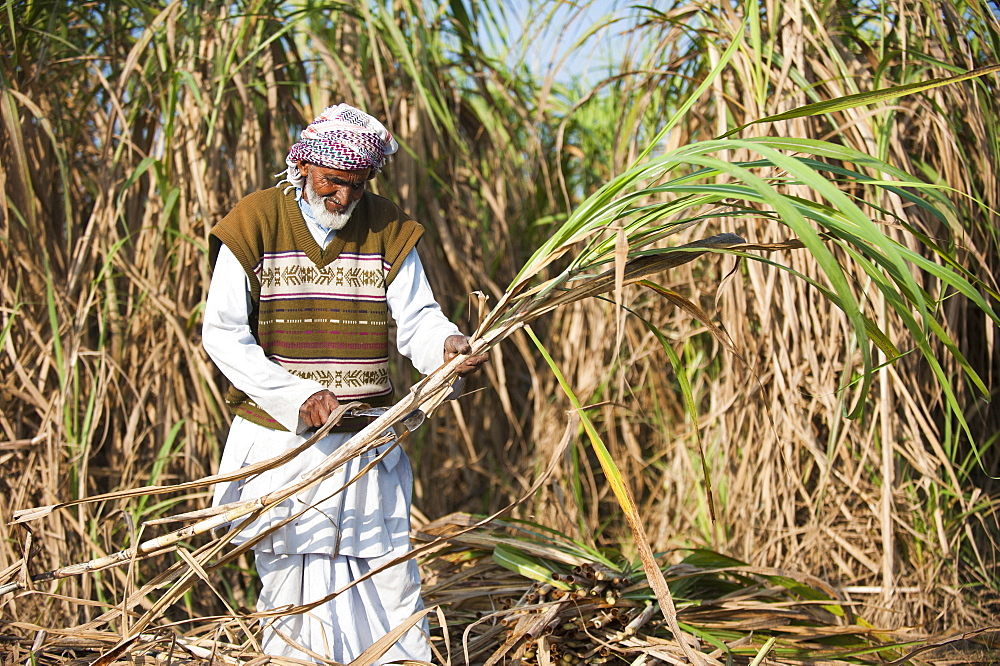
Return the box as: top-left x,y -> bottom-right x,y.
496,565 -> 649,666
413,515 -> 943,666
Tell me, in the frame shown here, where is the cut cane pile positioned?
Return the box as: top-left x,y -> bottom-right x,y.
494,564 -> 654,665
414,515 -> 959,665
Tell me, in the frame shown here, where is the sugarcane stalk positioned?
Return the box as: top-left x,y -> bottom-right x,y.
624,600 -> 656,636
0,494 -> 264,596
0,417 -> 399,595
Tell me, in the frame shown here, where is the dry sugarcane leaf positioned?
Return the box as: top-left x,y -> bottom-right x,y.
346,608 -> 436,666
90,634 -> 142,666
883,625 -> 1000,666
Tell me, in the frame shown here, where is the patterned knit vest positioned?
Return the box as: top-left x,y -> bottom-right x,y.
209,187 -> 423,431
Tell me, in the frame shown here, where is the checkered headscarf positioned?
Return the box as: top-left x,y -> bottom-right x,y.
280,104 -> 398,190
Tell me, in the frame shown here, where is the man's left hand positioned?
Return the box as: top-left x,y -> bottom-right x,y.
443,335 -> 489,377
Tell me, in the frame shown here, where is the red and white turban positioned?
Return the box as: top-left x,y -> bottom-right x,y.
281,103 -> 398,189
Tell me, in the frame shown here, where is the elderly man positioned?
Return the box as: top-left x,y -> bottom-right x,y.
203,103 -> 486,664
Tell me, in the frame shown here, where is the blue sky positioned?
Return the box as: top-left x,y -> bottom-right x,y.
485,0 -> 638,84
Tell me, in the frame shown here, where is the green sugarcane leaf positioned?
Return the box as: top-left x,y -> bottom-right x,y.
493,544 -> 571,589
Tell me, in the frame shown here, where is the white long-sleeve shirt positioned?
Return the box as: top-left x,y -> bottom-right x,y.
202,192 -> 461,557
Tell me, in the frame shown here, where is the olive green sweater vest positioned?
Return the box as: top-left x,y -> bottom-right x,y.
209,187 -> 423,431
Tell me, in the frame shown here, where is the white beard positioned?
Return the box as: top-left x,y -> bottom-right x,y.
304,180 -> 358,231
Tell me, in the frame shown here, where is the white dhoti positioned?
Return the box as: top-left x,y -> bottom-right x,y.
214,417 -> 431,664
255,551 -> 428,663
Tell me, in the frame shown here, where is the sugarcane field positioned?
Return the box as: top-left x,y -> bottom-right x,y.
2,1 -> 999,664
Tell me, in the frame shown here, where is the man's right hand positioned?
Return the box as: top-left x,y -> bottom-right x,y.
299,389 -> 340,429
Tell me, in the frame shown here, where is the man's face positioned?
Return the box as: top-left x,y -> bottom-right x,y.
298,162 -> 371,216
